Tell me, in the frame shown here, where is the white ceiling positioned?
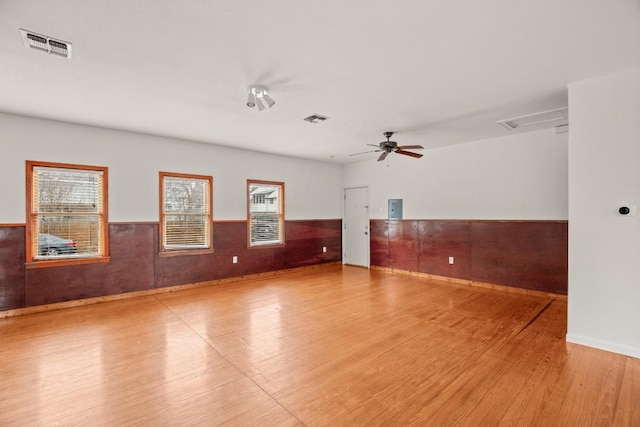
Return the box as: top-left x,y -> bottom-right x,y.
1,1 -> 639,164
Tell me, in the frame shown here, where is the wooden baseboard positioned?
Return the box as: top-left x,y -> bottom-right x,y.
1,262 -> 563,319
0,261 -> 342,319
370,266 -> 567,300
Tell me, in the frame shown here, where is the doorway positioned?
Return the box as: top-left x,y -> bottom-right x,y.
343,186 -> 370,267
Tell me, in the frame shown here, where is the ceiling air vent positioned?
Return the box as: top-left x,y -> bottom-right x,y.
304,114 -> 329,124
20,29 -> 72,59
497,107 -> 568,131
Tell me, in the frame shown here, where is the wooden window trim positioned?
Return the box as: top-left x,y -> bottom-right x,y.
25,257 -> 111,269
247,243 -> 286,250
158,248 -> 214,258
159,171 -> 213,255
247,179 -> 285,248
25,160 -> 109,267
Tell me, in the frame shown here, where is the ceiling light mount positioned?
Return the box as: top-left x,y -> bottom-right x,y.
246,86 -> 275,111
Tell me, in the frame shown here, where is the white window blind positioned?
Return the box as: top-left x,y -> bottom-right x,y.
31,165 -> 105,260
248,181 -> 283,246
162,175 -> 211,250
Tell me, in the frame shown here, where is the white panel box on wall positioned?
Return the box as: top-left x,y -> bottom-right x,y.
388,199 -> 403,220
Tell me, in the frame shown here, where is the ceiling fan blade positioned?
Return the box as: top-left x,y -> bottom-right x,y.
349,149 -> 380,156
396,150 -> 423,159
397,145 -> 424,150
377,152 -> 388,162
367,144 -> 381,148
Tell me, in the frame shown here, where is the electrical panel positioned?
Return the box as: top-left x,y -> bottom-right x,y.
388,199 -> 403,220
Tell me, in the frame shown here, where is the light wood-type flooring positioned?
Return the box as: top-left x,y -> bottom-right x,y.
0,264 -> 638,426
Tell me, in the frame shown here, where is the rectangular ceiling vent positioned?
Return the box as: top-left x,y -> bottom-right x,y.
304,114 -> 329,124
497,107 -> 568,131
20,29 -> 72,59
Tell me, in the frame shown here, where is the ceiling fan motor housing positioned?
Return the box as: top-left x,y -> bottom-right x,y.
381,140 -> 398,151
349,130 -> 423,160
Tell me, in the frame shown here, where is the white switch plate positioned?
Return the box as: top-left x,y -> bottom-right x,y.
232,256 -> 238,263
323,247 -> 327,253
448,256 -> 454,265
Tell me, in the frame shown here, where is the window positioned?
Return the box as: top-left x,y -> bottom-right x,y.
160,172 -> 212,253
247,180 -> 284,246
26,161 -> 109,265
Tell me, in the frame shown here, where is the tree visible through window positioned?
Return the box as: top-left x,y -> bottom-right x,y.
160,172 -> 212,252
248,180 -> 284,246
26,161 -> 108,264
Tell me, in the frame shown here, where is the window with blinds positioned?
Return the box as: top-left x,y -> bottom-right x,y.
160,172 -> 212,251
27,161 -> 108,263
248,180 -> 284,246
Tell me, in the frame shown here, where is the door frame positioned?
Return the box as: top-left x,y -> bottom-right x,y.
342,185 -> 370,267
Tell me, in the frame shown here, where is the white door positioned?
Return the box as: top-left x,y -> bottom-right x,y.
343,186 -> 370,267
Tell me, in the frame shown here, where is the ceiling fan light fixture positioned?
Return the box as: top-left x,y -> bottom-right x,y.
246,85 -> 274,111
246,89 -> 256,108
349,131 -> 424,162
262,91 -> 275,108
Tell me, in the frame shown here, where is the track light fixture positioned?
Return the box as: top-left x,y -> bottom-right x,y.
246,91 -> 256,108
262,92 -> 275,108
246,86 -> 275,111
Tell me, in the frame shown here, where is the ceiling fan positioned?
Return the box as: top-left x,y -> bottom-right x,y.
350,132 -> 424,161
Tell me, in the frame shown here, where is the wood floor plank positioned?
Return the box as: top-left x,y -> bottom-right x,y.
0,264 -> 637,425
613,356 -> 640,425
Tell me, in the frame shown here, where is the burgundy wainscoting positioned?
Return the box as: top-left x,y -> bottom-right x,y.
418,220 -> 471,280
387,220 -> 419,272
243,246 -> 286,275
154,219 -> 220,288
25,223 -> 156,306
370,220 -> 390,268
370,219 -> 568,294
211,220 -> 283,279
209,221 -> 249,280
154,251 -> 217,288
470,221 -> 568,294
0,225 -> 26,310
1,219 -> 342,310
155,219 -> 342,286
284,220 -> 342,268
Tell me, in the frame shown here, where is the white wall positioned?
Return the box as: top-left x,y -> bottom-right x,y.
343,129 -> 568,220
0,113 -> 343,223
567,67 -> 640,358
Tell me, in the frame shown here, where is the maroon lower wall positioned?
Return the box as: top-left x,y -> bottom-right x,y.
0,219 -> 342,310
371,219 -> 568,294
0,226 -> 25,310
1,218 -> 568,310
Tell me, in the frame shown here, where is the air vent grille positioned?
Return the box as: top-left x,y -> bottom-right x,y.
20,29 -> 72,59
497,107 -> 568,131
304,114 -> 329,124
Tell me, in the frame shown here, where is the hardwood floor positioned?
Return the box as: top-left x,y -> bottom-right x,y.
0,264 -> 637,426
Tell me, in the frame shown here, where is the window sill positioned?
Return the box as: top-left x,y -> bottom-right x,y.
247,243 -> 286,250
25,256 -> 111,269
158,248 -> 215,257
